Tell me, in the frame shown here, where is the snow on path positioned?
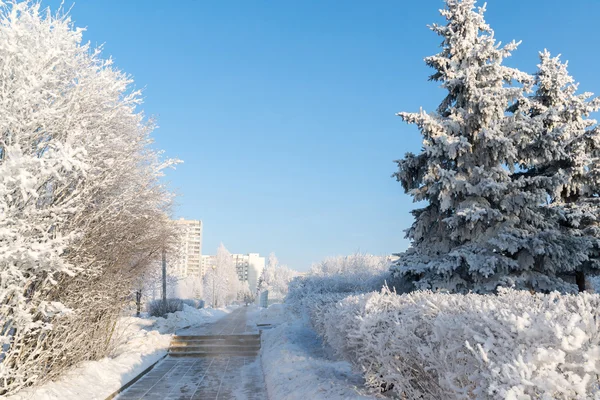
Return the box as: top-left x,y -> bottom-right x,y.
253,304 -> 380,400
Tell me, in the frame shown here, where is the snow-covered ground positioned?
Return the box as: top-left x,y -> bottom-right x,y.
7,305 -> 231,400
249,304 -> 379,400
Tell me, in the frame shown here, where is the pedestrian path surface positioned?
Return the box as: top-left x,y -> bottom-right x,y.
117,307 -> 267,400
178,306 -> 255,336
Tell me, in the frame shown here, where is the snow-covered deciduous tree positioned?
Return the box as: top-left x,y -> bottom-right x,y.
390,0 -> 594,293
237,280 -> 254,304
175,275 -> 204,299
257,252 -> 298,300
0,2 -> 178,395
203,244 -> 242,307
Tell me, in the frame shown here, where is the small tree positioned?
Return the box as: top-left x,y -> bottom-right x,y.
203,244 -> 241,307
238,281 -> 254,305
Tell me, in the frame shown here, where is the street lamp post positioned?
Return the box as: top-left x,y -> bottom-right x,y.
212,265 -> 216,308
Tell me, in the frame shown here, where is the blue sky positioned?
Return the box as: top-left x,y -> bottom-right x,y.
46,0 -> 600,271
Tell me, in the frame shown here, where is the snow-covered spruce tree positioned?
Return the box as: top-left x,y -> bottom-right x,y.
389,0 -> 575,293
509,51 -> 600,291
0,2 -> 177,394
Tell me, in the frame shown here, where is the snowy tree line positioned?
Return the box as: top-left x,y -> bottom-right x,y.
393,0 -> 600,294
256,252 -> 298,301
0,2 -> 179,395
286,253 -> 391,315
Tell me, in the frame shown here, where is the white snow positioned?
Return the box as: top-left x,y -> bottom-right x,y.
249,304 -> 379,400
6,306 -> 229,400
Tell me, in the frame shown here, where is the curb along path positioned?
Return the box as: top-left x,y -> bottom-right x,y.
116,307 -> 267,400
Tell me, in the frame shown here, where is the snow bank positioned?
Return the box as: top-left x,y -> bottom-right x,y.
153,304 -> 230,334
310,288 -> 600,400
253,304 -> 377,400
7,306 -> 228,400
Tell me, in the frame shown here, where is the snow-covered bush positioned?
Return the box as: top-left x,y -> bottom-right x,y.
146,298 -> 203,317
286,254 -> 391,315
147,298 -> 185,317
181,299 -> 204,309
0,2 -> 177,395
311,288 -> 600,399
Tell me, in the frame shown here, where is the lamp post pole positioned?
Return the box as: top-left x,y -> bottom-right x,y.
212,265 -> 216,308
161,249 -> 167,315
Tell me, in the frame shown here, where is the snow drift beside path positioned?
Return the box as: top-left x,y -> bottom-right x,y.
154,304 -> 230,334
7,306 -> 229,400
252,304 -> 378,400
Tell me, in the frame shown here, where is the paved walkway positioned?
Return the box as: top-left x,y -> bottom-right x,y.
177,306 -> 255,336
117,307 -> 268,400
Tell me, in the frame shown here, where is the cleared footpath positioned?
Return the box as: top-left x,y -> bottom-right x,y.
116,307 -> 267,400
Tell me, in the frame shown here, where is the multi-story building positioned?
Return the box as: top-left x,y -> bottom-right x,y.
232,253 -> 265,293
173,218 -> 203,277
200,254 -> 216,276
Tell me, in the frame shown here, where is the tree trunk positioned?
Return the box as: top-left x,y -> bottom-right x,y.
576,271 -> 586,293
162,249 -> 167,314
136,290 -> 142,317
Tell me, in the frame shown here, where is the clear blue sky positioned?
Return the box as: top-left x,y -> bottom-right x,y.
45,0 -> 600,271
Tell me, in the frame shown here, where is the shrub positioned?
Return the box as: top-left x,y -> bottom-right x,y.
309,288 -> 600,399
147,298 -> 184,317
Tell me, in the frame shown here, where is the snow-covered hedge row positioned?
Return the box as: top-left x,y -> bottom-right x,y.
310,288 -> 600,399
286,274 -> 388,316
286,253 -> 392,316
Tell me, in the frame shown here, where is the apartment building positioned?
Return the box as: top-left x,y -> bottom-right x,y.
173,218 -> 203,277
200,254 -> 216,276
232,253 -> 265,293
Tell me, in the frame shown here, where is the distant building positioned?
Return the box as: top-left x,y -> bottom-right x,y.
201,254 -> 216,276
173,218 -> 203,277
232,253 -> 265,293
